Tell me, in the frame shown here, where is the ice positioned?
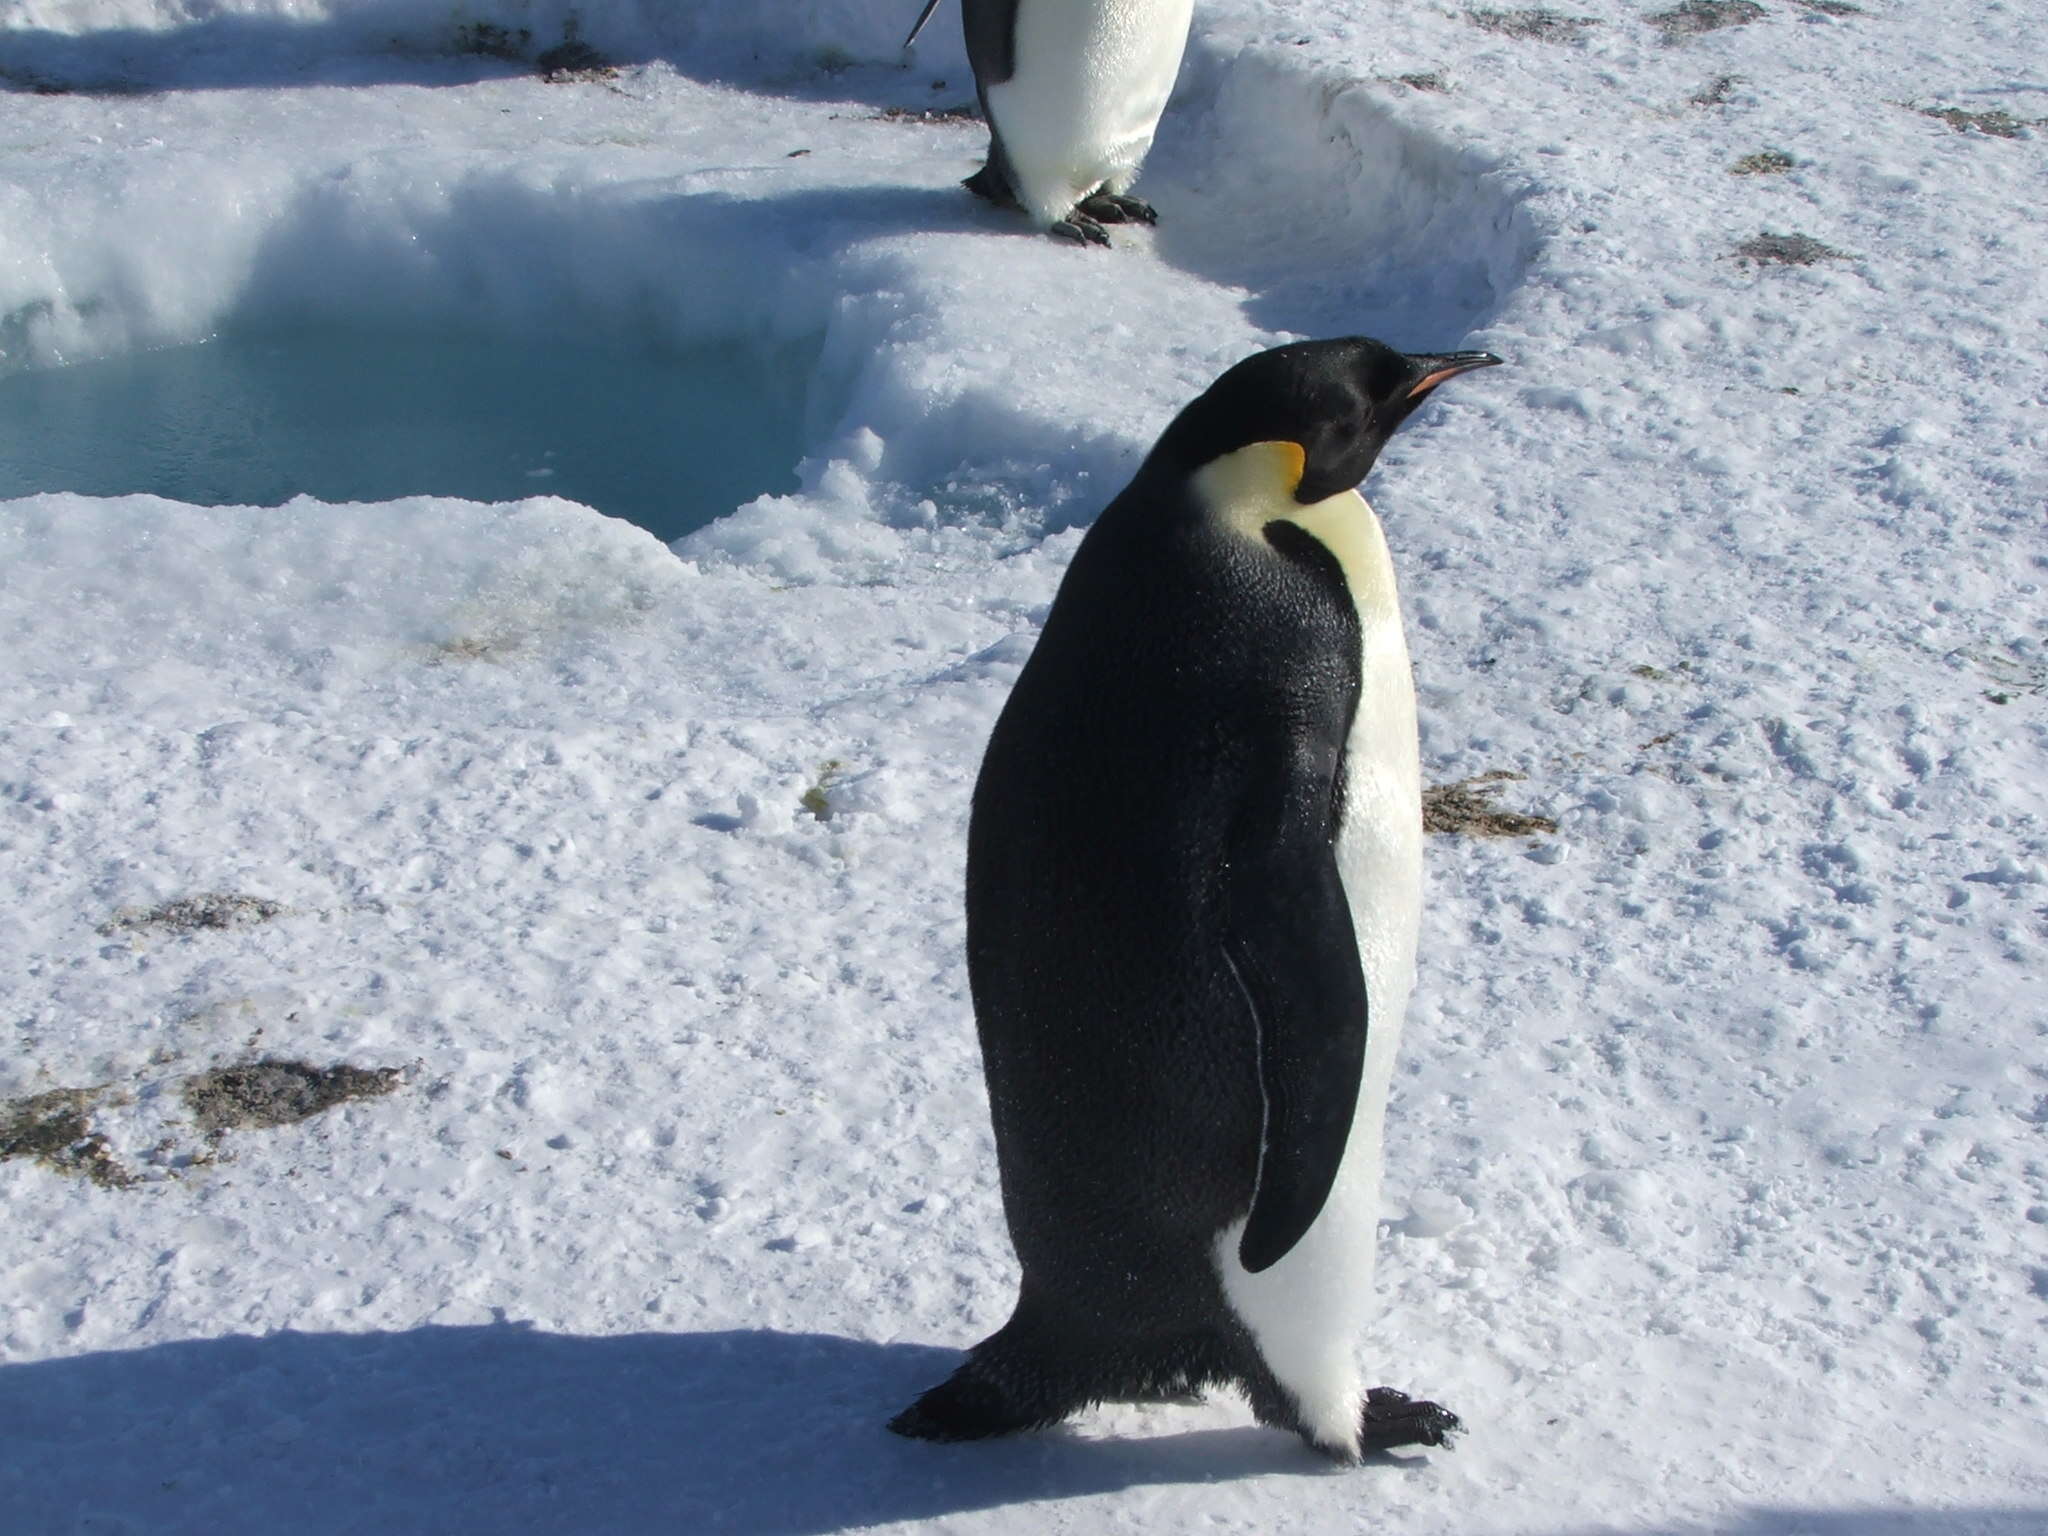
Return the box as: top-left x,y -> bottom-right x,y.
0,327 -> 811,541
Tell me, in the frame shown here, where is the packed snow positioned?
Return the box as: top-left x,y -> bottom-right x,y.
2,0 -> 2044,1530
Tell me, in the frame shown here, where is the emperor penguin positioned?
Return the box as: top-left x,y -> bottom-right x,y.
889,336 -> 1501,1459
904,0 -> 1193,244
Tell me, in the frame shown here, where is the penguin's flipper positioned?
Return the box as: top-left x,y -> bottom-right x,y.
1223,742 -> 1369,1276
900,0 -> 947,50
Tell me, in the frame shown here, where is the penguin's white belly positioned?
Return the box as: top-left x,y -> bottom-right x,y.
1213,488 -> 1423,1458
985,0 -> 1193,225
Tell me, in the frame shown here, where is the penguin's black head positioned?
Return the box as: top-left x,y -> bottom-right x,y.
1144,336 -> 1502,504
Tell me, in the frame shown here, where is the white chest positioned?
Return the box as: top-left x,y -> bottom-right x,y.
1195,441 -> 1426,1456
1285,489 -> 1424,1024
985,0 -> 1193,222
1192,446 -> 1424,1005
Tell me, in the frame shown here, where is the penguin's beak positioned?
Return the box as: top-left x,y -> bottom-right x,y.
1402,351 -> 1504,401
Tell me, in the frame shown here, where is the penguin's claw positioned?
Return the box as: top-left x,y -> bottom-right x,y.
1359,1386 -> 1462,1453
1049,215 -> 1113,247
1077,192 -> 1159,226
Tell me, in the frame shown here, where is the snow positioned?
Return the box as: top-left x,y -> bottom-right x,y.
2,0 -> 2045,1529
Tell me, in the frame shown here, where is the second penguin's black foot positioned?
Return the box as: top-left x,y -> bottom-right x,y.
1049,214 -> 1112,247
888,1377 -> 1016,1442
1359,1386 -> 1462,1453
889,1366 -> 1072,1443
1077,192 -> 1159,226
963,163 -> 1023,211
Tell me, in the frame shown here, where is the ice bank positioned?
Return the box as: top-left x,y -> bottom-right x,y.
2,0 -> 1530,565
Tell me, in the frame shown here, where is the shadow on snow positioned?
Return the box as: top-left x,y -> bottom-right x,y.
1144,43 -> 1536,345
0,1324 -> 1327,1534
0,11 -> 958,105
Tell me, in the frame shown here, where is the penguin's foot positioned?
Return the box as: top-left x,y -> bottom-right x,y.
1048,215 -> 1112,248
963,163 -> 1022,211
1358,1386 -> 1462,1453
889,1371 -> 1069,1442
1076,192 -> 1159,226
889,1377 -> 1018,1441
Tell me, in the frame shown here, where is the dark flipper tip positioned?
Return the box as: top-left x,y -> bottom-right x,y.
1359,1386 -> 1463,1453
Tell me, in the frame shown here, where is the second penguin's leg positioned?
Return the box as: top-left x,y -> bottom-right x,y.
963,121 -> 1026,211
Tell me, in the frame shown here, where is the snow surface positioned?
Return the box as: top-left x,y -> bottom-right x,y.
2,0 -> 2045,1530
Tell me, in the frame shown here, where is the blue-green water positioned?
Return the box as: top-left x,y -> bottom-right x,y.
0,330 -> 810,543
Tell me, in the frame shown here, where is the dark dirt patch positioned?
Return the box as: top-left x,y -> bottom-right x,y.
800,760 -> 846,822
538,42 -> 616,82
1424,772 -> 1558,839
1919,106 -> 2035,138
871,104 -> 981,124
1968,646 -> 2047,705
183,1060 -> 402,1134
427,629 -> 528,664
452,18 -> 617,80
1731,149 -> 1795,175
1790,0 -> 1860,12
0,68 -> 65,94
1690,74 -> 1744,106
1650,0 -> 1767,41
0,1086 -> 136,1188
1466,9 -> 1600,41
98,893 -> 285,938
537,17 -> 615,82
1,67 -> 152,95
1734,231 -> 1852,266
452,21 -> 532,61
1397,72 -> 1452,93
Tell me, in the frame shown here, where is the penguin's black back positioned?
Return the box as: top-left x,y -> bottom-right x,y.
965,467 -> 1363,1334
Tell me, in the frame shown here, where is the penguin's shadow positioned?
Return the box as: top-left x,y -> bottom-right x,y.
0,1324 -> 1325,1534
0,15 -> 541,93
0,13 -> 957,106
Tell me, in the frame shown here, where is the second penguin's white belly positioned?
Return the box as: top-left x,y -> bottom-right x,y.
1213,486 -> 1424,1458
985,0 -> 1194,225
